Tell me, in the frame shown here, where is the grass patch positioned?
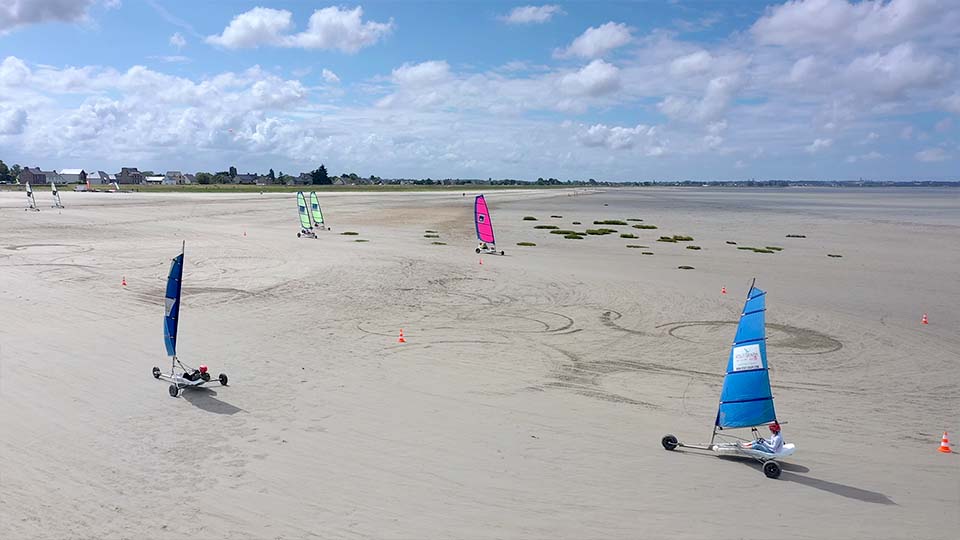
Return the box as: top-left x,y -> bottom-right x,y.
658,236 -> 678,243
424,234 -> 440,238
752,248 -> 775,254
620,233 -> 638,239
586,228 -> 617,235
594,219 -> 628,225
678,265 -> 695,270
424,229 -> 437,233
516,242 -> 537,247
626,244 -> 643,248
550,229 -> 578,235
354,239 -> 369,242
431,241 -> 446,245
564,234 -> 584,239
523,216 -> 538,221
786,234 -> 807,238
341,231 -> 359,235
633,224 -> 658,230
827,253 -> 843,258
737,246 -> 755,250
550,215 -> 562,218
572,221 -> 582,225
642,252 -> 654,255
765,246 -> 783,251
534,225 -> 559,229
627,218 -> 643,222
726,241 -> 737,245
672,235 -> 694,242
686,245 -> 702,250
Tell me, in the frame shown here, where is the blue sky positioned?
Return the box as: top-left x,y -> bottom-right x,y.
1,0 -> 958,180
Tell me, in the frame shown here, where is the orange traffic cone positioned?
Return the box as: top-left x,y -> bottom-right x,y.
479,257 -> 483,265
121,276 -> 127,287
243,230 -> 247,237
721,286 -> 727,295
922,313 -> 928,325
397,329 -> 406,343
939,432 -> 952,453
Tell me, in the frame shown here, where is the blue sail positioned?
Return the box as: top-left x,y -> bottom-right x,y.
163,250 -> 184,357
715,284 -> 777,429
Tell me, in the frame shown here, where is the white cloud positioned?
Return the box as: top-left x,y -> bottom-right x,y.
0,0 -> 95,34
846,151 -> 882,163
861,131 -> 879,144
0,106 -> 27,134
576,123 -> 658,151
805,138 -> 833,153
559,59 -> 621,96
900,126 -> 913,140
557,22 -> 632,59
670,50 -> 712,77
391,61 -> 451,87
149,55 -> 190,64
945,93 -> 960,113
321,69 -> 340,84
935,118 -> 953,132
206,6 -> 392,53
658,74 -> 742,123
501,5 -> 563,24
286,6 -> 392,52
206,7 -> 292,48
0,56 -> 31,85
844,42 -> 950,99
751,0 -> 951,48
169,32 -> 186,50
915,147 -> 949,162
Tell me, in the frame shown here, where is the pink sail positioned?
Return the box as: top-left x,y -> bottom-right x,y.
474,195 -> 496,244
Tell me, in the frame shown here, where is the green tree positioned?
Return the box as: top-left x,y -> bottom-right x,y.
268,168 -> 275,180
10,164 -> 21,182
0,160 -> 9,183
311,164 -> 330,185
195,172 -> 213,184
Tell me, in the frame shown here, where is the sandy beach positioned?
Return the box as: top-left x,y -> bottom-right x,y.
1,187 -> 957,539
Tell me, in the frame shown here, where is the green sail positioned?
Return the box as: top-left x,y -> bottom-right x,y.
297,192 -> 312,229
310,192 -> 324,225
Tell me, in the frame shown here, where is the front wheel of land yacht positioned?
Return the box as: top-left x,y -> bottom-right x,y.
297,232 -> 302,238
661,434 -> 679,451
168,384 -> 180,398
475,248 -> 481,254
152,367 -> 161,379
500,251 -> 505,256
219,373 -> 229,386
763,460 -> 782,479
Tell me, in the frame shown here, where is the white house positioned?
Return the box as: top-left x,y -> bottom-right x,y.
59,169 -> 87,183
144,175 -> 175,185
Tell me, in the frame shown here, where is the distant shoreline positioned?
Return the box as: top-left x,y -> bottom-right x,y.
0,181 -> 955,193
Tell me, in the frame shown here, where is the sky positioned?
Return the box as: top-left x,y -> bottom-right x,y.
0,0 -> 958,181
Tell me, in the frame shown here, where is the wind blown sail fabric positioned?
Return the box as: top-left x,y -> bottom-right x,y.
163,249 -> 184,357
297,192 -> 312,229
474,195 -> 495,244
310,192 -> 324,225
716,285 -> 777,429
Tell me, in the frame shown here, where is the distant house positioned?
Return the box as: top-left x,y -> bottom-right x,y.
165,170 -> 185,184
295,173 -> 312,185
88,171 -> 115,185
235,173 -> 258,184
19,167 -> 48,184
183,173 -> 195,184
144,175 -> 175,185
116,167 -> 144,184
58,169 -> 87,184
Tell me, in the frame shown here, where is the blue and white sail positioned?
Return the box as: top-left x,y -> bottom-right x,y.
715,283 -> 777,429
163,244 -> 185,358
